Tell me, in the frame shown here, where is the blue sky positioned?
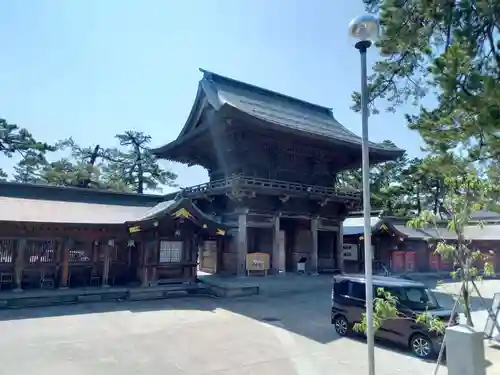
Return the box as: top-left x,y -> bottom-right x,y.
0,0 -> 424,192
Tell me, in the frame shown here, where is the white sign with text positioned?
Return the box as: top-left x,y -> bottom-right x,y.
342,244 -> 359,261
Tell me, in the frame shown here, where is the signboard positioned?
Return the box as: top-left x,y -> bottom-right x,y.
246,252 -> 270,275
342,244 -> 358,261
484,292 -> 500,341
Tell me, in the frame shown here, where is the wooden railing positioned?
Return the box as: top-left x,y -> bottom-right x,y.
181,176 -> 361,199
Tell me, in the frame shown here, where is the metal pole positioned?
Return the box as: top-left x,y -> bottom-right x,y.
356,39 -> 374,375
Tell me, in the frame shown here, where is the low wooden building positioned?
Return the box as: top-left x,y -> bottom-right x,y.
343,215 -> 500,274
152,69 -> 404,275
0,182 -> 228,291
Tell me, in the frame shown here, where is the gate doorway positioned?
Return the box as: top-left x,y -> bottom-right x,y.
318,230 -> 338,273
199,240 -> 218,274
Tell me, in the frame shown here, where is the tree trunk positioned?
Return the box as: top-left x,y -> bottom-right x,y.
79,144 -> 100,188
433,180 -> 440,214
457,228 -> 474,326
135,146 -> 144,194
462,281 -> 474,326
416,186 -> 422,214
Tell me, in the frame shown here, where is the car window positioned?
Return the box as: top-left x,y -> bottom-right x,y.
350,281 -> 366,300
399,287 -> 440,310
334,280 -> 349,296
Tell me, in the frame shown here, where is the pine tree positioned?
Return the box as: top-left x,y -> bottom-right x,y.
0,118 -> 54,180
354,0 -> 500,160
12,151 -> 46,184
104,131 -> 177,194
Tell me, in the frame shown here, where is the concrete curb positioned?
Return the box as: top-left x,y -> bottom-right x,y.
0,284 -> 202,310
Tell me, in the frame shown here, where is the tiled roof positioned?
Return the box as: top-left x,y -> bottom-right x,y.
391,224 -> 432,239
132,199 -> 179,222
344,215 -> 500,241
202,70 -> 403,153
0,196 -> 153,225
470,210 -> 500,221
126,198 -> 231,235
0,181 -> 166,207
343,216 -> 382,235
465,224 -> 500,240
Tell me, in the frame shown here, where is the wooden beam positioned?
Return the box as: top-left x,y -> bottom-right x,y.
14,238 -> 26,292
237,211 -> 248,276
310,217 -> 319,274
59,238 -> 72,288
102,241 -> 112,287
140,242 -> 148,287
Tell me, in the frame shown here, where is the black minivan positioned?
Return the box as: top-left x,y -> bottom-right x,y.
331,274 -> 458,359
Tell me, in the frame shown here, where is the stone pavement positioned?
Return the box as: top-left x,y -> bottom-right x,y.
433,279 -> 500,333
0,277 -> 498,375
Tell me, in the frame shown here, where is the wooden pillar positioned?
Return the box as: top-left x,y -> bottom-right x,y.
14,239 -> 26,292
92,241 -> 99,263
310,217 -> 319,274
102,241 -> 112,287
140,243 -> 148,287
272,215 -> 285,274
237,210 -> 248,276
337,223 -> 344,273
59,238 -> 72,288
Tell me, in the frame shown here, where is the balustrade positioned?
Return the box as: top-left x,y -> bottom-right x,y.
181,175 -> 361,199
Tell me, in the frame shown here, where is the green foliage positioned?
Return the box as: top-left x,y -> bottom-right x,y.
415,310 -> 446,335
407,162 -> 496,325
355,0 -> 500,161
1,118 -> 54,180
353,287 -> 446,335
337,145 -> 453,216
1,120 -> 177,193
39,159 -> 101,188
104,131 -> 178,194
353,288 -> 400,333
42,138 -> 125,189
12,151 -> 47,184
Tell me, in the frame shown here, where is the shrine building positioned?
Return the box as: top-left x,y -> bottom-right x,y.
0,69 -> 404,295
152,69 -> 404,276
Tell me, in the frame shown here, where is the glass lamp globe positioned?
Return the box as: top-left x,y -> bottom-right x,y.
348,14 -> 380,45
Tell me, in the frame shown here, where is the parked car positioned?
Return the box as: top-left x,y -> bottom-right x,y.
331,274 -> 458,359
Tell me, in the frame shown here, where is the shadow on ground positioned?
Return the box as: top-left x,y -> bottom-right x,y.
347,332 -> 494,369
0,274 -> 496,357
433,291 -> 493,313
0,274 -> 339,345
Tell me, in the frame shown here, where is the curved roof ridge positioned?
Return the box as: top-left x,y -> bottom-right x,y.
199,68 -> 333,116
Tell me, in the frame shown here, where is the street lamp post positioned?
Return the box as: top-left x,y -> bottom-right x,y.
348,14 -> 381,375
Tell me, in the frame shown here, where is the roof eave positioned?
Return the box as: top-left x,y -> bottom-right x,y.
224,103 -> 406,157
151,125 -> 208,158
151,81 -> 213,155
0,219 -> 125,226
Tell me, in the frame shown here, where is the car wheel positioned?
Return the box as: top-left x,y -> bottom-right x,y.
410,334 -> 434,359
334,315 -> 349,336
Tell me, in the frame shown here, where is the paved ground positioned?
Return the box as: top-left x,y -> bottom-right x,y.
0,277 -> 498,375
433,278 -> 500,332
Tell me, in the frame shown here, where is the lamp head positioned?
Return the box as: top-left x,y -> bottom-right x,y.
348,14 -> 380,50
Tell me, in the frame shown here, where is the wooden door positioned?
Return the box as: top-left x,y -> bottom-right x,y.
199,240 -> 217,274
